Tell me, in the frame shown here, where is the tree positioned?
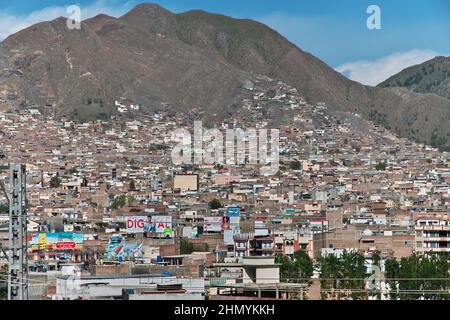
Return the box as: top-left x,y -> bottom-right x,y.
290,161 -> 301,170
111,194 -> 126,210
292,250 -> 314,281
385,253 -> 449,300
318,250 -> 367,300
275,253 -> 291,280
180,238 -> 194,254
0,204 -> 8,214
375,162 -> 387,171
209,198 -> 222,210
276,250 -> 313,283
318,253 -> 340,299
50,176 -> 62,188
0,265 -> 7,300
384,258 -> 400,300
129,179 -> 136,191
339,251 -> 367,299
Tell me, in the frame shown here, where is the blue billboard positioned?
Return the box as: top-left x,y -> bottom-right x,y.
227,205 -> 241,217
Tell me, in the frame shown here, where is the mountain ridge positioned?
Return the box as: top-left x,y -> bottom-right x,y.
378,55 -> 450,101
0,3 -> 449,150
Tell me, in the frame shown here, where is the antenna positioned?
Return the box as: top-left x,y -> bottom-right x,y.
7,164 -> 28,300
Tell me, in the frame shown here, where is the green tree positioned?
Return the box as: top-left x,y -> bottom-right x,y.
339,251 -> 367,300
0,204 -> 8,214
180,238 -> 194,254
375,162 -> 387,171
0,265 -> 7,300
318,250 -> 367,300
384,258 -> 400,300
209,198 -> 222,210
276,250 -> 313,283
111,194 -> 126,210
385,253 -> 449,300
50,176 -> 62,188
292,250 -> 314,281
318,253 -> 340,298
275,253 -> 292,281
129,179 -> 136,191
290,161 -> 301,170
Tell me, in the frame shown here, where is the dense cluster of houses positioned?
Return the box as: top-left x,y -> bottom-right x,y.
0,78 -> 448,300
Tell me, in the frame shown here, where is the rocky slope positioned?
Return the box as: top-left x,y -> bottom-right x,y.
0,3 -> 449,149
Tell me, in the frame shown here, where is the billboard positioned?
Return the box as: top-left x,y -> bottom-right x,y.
229,216 -> 240,233
125,216 -> 173,236
227,205 -> 241,217
126,216 -> 147,233
107,236 -> 143,260
223,229 -> 234,245
182,226 -> 193,238
222,216 -> 231,230
150,216 -> 173,233
31,233 -> 83,251
192,226 -> 202,237
174,174 -> 198,191
204,216 -> 222,232
230,216 -> 240,225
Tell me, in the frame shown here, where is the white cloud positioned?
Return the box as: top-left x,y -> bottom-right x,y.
335,49 -> 442,86
0,0 -> 135,40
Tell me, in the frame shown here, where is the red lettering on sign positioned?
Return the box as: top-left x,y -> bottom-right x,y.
56,242 -> 76,249
128,218 -> 145,229
127,220 -> 134,228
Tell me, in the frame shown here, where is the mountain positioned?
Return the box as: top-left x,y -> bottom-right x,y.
0,3 -> 449,150
0,5 -> 251,120
379,56 -> 450,100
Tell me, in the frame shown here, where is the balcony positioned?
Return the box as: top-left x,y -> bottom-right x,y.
415,225 -> 450,231
416,236 -> 450,242
415,247 -> 450,253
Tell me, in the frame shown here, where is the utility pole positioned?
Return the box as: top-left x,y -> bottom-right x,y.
7,164 -> 28,300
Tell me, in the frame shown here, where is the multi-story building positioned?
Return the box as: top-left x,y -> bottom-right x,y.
233,233 -> 274,257
414,218 -> 450,253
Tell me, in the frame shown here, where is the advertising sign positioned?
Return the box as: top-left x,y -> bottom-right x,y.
31,233 -> 83,251
229,216 -> 240,233
192,226 -> 200,238
230,216 -> 240,225
126,216 -> 147,233
222,216 -> 231,230
107,236 -> 143,260
204,216 -> 222,232
223,229 -> 234,245
125,216 -> 173,236
150,216 -> 173,233
227,206 -> 241,217
182,226 -> 193,238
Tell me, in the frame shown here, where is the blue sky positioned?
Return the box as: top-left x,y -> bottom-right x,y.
0,0 -> 449,85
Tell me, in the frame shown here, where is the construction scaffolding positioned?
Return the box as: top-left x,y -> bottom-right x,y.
7,164 -> 28,300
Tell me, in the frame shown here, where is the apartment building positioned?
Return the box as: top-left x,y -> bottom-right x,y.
415,218 -> 450,253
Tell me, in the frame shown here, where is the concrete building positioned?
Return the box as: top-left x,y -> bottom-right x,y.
415,218 -> 450,253
54,273 -> 205,300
